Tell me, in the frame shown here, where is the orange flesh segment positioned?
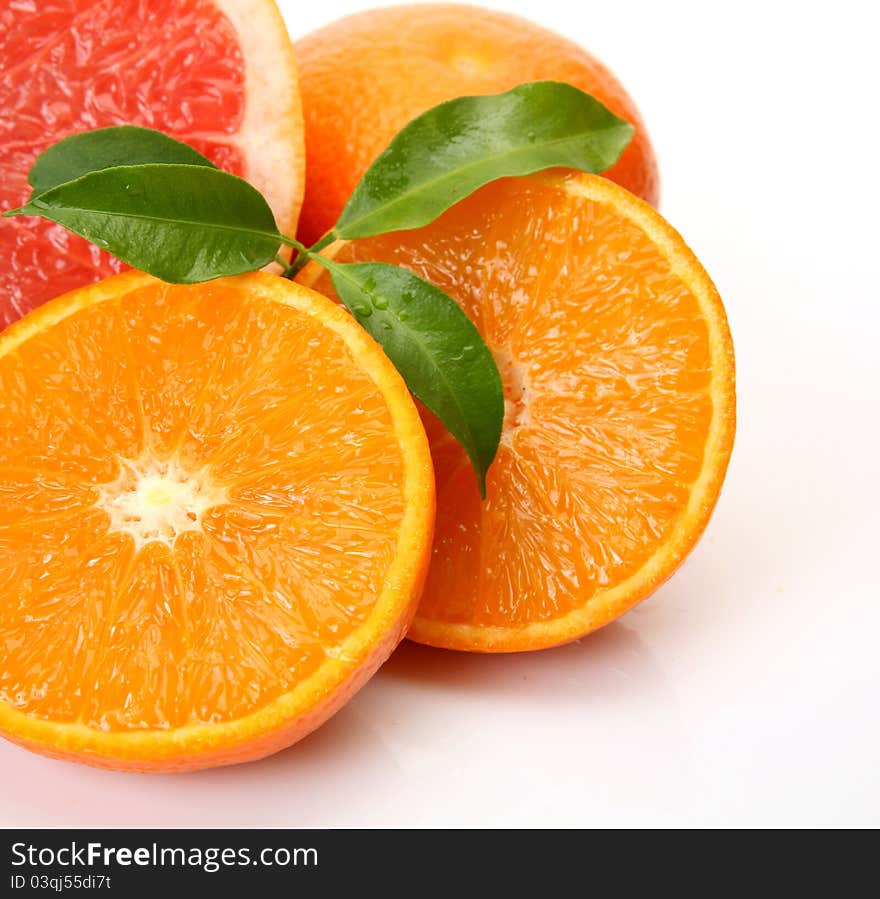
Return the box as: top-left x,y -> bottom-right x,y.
306,172 -> 734,646
0,275 -> 409,730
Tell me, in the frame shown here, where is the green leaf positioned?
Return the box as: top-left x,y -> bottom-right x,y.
333,81 -> 634,240
5,164 -> 282,283
322,260 -> 503,495
27,125 -> 215,197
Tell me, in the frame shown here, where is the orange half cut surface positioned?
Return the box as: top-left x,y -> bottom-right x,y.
301,172 -> 735,652
0,271 -> 434,769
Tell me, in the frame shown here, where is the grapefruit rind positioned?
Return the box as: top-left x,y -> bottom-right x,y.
214,0 -> 305,238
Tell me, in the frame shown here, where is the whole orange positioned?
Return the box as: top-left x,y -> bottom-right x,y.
294,3 -> 660,245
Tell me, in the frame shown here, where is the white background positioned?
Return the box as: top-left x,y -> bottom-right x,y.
2,0 -> 878,827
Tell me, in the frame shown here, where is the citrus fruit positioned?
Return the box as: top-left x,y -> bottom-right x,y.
0,0 -> 304,329
294,3 -> 659,246
0,271 -> 434,770
300,173 -> 735,652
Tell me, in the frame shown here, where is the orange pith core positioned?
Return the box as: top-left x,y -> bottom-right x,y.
0,276 -> 414,733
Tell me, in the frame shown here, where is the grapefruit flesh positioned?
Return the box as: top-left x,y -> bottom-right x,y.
0,0 -> 303,328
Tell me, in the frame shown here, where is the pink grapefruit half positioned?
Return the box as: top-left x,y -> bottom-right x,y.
0,0 -> 304,328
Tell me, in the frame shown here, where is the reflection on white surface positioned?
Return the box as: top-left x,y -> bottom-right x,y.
2,624 -> 691,826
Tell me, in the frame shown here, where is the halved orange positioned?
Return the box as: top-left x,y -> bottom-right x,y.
300,172 -> 735,652
0,271 -> 434,770
0,0 -> 304,327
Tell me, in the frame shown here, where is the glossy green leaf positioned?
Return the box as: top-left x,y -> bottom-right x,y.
322,259 -> 503,495
27,126 -> 215,197
333,81 -> 634,239
5,164 -> 282,283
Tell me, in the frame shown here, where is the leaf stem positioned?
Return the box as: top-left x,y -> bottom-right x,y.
276,234 -> 313,279
277,235 -> 309,253
278,233 -> 337,280
310,231 -> 337,255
